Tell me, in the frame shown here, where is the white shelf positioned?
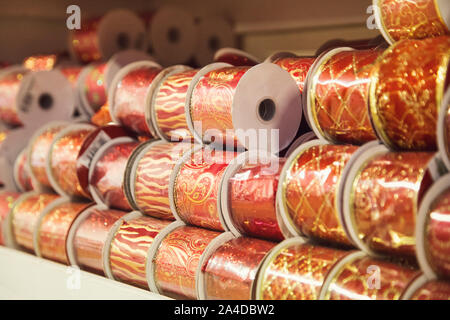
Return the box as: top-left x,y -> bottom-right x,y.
0,246 -> 170,300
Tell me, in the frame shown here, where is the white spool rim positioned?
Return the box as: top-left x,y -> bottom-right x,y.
276,139 -> 329,239
338,140 -> 383,245
145,65 -> 192,141
32,196 -> 70,258
318,250 -> 366,300
3,191 -> 38,249
232,62 -> 303,153
341,143 -> 390,256
13,148 -> 28,192
102,210 -> 138,281
304,47 -> 355,143
123,139 -> 164,209
214,48 -> 260,65
46,123 -> 96,198
372,0 -> 395,45
264,51 -> 298,63
220,150 -> 280,237
196,232 -> 235,300
66,203 -> 109,267
97,9 -> 147,63
107,59 -> 161,136
26,121 -> 68,192
87,136 -> 136,208
184,62 -> 232,145
254,237 -> 306,300
145,221 -> 185,294
437,89 -> 450,171
416,173 -> 450,280
168,144 -> 204,223
400,274 -> 430,300
283,131 -> 318,157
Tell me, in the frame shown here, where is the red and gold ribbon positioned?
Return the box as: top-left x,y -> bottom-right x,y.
350,152 -> 435,257
310,49 -> 380,144
0,191 -> 20,245
154,225 -> 220,300
38,201 -> 92,264
273,57 -> 315,94
90,141 -> 140,211
0,68 -> 29,126
259,242 -> 348,300
174,148 -> 237,231
23,54 -> 58,71
378,0 -> 449,43
50,127 -> 95,198
14,150 -> 33,191
203,237 -> 275,300
91,103 -> 113,127
153,68 -> 198,141
324,255 -> 420,300
83,63 -> 107,113
69,17 -> 103,63
282,144 -> 357,245
73,207 -> 126,275
11,193 -> 59,252
109,215 -> 171,289
370,36 -> 450,150
229,158 -> 286,241
133,142 -> 192,220
423,188 -> 450,278
410,280 -> 450,300
112,65 -> 161,136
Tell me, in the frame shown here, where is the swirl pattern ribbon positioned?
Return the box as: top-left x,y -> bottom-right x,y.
370,36 -> 450,150
273,57 -> 315,94
110,215 -> 170,289
154,225 -> 220,299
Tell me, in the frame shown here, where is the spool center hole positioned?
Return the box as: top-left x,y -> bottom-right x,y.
208,36 -> 220,51
167,27 -> 180,43
38,93 -> 53,110
258,99 -> 276,122
117,33 -> 130,49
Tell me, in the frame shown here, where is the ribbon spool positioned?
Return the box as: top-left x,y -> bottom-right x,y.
146,222 -> 221,299
319,252 -> 421,300
89,137 -> 140,211
194,17 -> 235,66
185,62 -> 303,153
66,204 -> 127,275
198,234 -> 276,300
105,211 -> 171,290
27,122 -> 68,191
15,69 -> 78,128
437,88 -> 450,171
254,238 -> 349,300
0,66 -> 30,126
315,36 -> 388,56
0,128 -> 35,191
0,191 -> 20,245
221,151 -> 287,242
416,173 -> 450,280
147,65 -> 198,142
402,275 -> 450,300
34,199 -> 93,264
305,48 -> 381,145
370,36 -> 450,151
13,148 -> 34,192
23,54 -> 60,71
108,60 -> 162,136
124,140 -> 193,220
146,5 -> 196,66
373,0 -> 450,44
47,123 -> 96,199
68,9 -> 146,64
342,143 -> 440,258
277,140 -> 361,246
283,131 -> 317,157
77,49 -> 153,116
6,192 -> 60,252
214,48 -> 260,67
169,146 -> 237,232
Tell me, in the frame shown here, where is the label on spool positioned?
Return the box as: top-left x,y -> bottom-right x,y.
77,131 -> 111,169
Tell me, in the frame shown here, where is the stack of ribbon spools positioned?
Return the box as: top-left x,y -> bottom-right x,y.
0,0 -> 449,300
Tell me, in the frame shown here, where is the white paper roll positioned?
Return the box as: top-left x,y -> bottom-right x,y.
148,5 -> 197,66
194,17 -> 235,66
